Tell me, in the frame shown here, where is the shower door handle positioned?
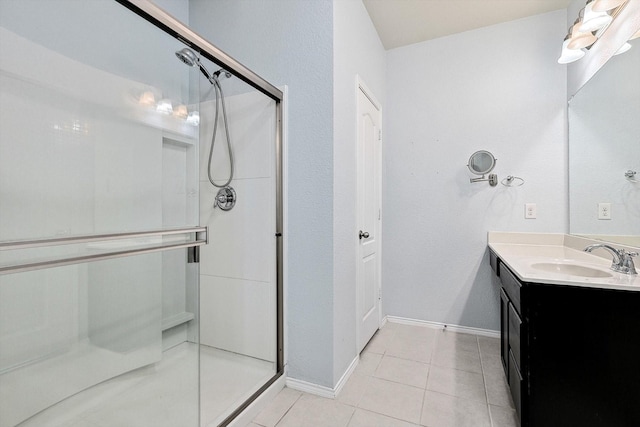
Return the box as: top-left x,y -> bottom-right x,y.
359,230 -> 370,240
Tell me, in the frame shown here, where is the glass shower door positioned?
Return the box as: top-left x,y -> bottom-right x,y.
0,243 -> 202,427
0,1 -> 202,426
196,58 -> 279,426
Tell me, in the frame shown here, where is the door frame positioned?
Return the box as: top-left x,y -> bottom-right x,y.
355,75 -> 382,353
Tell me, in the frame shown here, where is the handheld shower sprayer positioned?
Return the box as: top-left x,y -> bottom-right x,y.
175,47 -> 236,209
175,48 -> 231,84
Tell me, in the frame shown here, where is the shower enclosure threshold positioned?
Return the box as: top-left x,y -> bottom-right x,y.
14,343 -> 273,427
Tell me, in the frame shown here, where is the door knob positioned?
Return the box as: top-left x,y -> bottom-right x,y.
359,230 -> 370,240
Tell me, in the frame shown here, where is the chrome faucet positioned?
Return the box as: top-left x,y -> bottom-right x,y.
584,244 -> 638,275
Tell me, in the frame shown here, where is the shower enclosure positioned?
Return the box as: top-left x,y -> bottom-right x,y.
0,1 -> 283,426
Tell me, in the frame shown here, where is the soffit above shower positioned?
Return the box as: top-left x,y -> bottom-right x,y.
363,0 -> 572,50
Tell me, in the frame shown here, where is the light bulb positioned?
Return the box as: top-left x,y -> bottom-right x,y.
580,2 -> 612,32
174,104 -> 188,119
558,38 -> 585,64
567,22 -> 597,49
139,91 -> 155,106
186,111 -> 200,126
156,99 -> 173,114
614,42 -> 632,55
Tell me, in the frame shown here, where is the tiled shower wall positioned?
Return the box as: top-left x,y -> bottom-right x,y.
198,90 -> 277,362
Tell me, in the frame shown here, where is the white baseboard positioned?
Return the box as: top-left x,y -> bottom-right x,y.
286,354 -> 359,399
385,315 -> 500,339
333,354 -> 359,397
285,377 -> 335,399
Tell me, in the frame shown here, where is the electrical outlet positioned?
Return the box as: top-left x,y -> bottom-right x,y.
525,203 -> 537,219
598,203 -> 611,220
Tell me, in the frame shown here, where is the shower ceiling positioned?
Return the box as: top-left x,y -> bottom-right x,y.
363,0 -> 572,50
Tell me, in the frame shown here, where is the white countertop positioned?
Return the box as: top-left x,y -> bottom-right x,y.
488,232 -> 640,292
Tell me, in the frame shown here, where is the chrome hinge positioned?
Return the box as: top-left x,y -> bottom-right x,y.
378,130 -> 382,140
378,288 -> 382,300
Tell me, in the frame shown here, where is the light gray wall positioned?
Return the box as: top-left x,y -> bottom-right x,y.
332,0 -> 386,384
383,10 -> 568,331
189,0 -> 335,387
153,0 -> 189,24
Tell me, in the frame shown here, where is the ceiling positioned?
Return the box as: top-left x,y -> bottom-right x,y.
362,0 -> 572,50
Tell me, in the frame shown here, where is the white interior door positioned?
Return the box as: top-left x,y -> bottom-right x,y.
356,80 -> 382,353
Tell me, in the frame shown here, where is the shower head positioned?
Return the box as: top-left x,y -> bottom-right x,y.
175,48 -> 199,67
175,48 -> 215,82
175,48 -> 233,85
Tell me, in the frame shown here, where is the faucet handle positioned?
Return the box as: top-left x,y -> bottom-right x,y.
620,250 -> 638,275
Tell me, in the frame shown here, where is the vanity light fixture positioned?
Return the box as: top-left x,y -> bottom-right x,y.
558,0 -> 631,64
568,17 -> 598,49
558,32 -> 586,64
592,0 -> 627,12
580,0 -> 613,32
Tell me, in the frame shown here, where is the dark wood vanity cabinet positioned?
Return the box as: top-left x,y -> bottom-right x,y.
489,249 -> 640,427
494,256 -> 525,421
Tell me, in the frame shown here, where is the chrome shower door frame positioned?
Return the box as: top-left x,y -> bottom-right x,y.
113,1 -> 285,425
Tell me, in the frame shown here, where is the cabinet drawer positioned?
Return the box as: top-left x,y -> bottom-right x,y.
508,302 -> 522,369
499,262 -> 521,314
500,288 -> 509,377
508,349 -> 523,420
490,250 -> 499,275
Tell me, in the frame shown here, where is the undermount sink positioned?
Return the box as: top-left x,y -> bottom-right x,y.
530,262 -> 613,278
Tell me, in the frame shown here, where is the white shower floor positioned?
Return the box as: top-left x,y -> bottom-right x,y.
200,345 -> 275,427
17,342 -> 274,427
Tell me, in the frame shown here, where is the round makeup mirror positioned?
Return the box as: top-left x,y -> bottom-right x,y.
467,150 -> 496,175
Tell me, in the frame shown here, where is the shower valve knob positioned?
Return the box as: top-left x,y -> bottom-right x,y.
214,186 -> 236,211
359,230 -> 370,240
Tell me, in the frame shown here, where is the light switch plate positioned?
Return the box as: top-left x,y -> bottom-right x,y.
525,203 -> 537,219
598,203 -> 611,220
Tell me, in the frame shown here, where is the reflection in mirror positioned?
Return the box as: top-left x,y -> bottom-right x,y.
467,150 -> 498,187
468,150 -> 496,175
569,39 -> 640,247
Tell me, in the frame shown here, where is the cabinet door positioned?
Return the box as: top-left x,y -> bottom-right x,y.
500,288 -> 509,376
499,262 -> 521,313
508,301 -> 522,369
509,349 -> 523,420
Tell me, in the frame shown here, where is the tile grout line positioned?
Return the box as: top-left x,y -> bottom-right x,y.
420,395 -> 429,426
272,391 -> 303,427
418,334 -> 434,427
478,338 -> 495,427
344,406 -> 356,427
362,325 -> 428,425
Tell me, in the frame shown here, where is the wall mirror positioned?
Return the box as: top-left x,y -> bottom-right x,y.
568,37 -> 640,247
468,150 -> 498,186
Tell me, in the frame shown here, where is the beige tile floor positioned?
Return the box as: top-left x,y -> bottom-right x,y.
251,322 -> 519,427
